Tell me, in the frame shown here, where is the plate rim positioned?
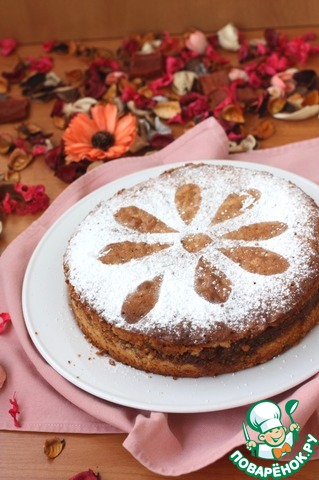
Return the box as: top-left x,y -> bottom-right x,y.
22,160 -> 319,413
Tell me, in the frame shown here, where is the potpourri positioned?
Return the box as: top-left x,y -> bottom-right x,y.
0,24 -> 318,233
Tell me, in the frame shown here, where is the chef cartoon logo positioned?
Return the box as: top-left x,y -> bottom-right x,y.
243,400 -> 300,460
229,398 -> 319,479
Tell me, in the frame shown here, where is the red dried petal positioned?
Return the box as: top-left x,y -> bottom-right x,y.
0,183 -> 49,215
149,73 -> 174,92
45,145 -> 65,170
31,144 -> 47,156
149,133 -> 174,148
0,312 -> 11,334
14,183 -> 34,202
0,193 -> 17,214
42,40 -> 56,53
56,162 -> 88,183
27,56 -> 54,74
166,56 -> 185,74
68,469 -> 100,480
8,393 -> 21,428
0,38 -> 18,56
83,70 -> 106,99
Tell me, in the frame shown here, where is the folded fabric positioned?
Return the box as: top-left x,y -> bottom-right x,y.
0,118 -> 318,476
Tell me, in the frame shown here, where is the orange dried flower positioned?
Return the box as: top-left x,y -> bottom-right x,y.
63,103 -> 136,163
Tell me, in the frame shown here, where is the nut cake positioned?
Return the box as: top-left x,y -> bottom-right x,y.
64,163 -> 319,377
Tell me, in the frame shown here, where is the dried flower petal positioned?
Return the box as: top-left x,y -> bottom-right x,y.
274,105 -> 319,120
27,56 -> 54,74
0,364 -> 6,389
0,312 -> 11,333
0,38 -> 18,56
152,101 -> 181,119
217,23 -> 240,51
44,437 -> 65,459
185,30 -> 209,55
172,71 -> 198,95
8,393 -> 21,428
63,97 -> 97,117
68,469 -> 100,480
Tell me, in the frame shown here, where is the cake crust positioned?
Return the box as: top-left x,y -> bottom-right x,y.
64,163 -> 319,377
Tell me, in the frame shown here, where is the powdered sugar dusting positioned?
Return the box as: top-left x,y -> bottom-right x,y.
64,164 -> 319,343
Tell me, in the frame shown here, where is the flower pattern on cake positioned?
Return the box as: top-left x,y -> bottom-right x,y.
99,183 -> 289,323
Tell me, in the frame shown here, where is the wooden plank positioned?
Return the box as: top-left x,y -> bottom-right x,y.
1,0 -> 319,43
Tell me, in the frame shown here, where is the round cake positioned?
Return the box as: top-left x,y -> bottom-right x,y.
64,163 -> 319,377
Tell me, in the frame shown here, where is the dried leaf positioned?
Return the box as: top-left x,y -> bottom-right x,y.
115,206 -> 177,233
99,241 -> 171,264
251,119 -> 275,140
0,76 -> 8,94
2,169 -> 20,182
220,246 -> 289,275
287,93 -> 304,109
65,69 -> 84,86
122,275 -> 163,323
152,101 -> 181,119
220,104 -> 245,123
302,90 -> 319,106
8,148 -> 33,171
268,97 -> 286,115
195,257 -> 232,303
0,135 -> 13,154
103,83 -> 117,102
44,437 -> 65,459
17,123 -> 43,138
52,115 -> 67,129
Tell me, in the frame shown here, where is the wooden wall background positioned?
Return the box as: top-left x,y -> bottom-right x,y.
1,0 -> 319,44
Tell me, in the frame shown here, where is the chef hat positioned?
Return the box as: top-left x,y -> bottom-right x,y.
247,400 -> 283,433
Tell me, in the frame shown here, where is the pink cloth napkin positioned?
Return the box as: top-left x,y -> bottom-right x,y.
0,118 -> 318,475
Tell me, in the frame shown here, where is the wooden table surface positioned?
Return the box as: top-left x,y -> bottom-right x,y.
1,27 -> 319,479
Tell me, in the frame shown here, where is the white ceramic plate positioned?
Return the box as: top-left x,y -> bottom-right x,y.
22,160 -> 319,413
